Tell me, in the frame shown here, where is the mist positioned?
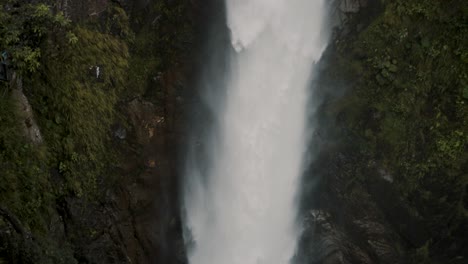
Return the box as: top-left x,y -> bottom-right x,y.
182,1 -> 331,263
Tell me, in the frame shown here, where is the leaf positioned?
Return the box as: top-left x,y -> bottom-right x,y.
421,37 -> 430,48
463,85 -> 468,99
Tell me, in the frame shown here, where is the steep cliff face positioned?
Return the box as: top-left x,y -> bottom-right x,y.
297,0 -> 467,263
0,0 -> 192,263
1,0 -> 466,263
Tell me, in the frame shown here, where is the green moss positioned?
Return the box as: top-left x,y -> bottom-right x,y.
410,241 -> 432,264
0,1 -> 73,74
1,3 -> 130,232
27,26 -> 129,197
0,94 -> 51,231
0,0 -> 193,261
126,0 -> 193,100
324,0 -> 467,259
126,26 -> 162,97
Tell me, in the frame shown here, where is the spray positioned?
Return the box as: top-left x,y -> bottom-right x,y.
184,0 -> 329,263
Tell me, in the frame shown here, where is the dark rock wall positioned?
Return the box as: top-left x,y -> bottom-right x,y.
57,1 -> 191,263
297,0 -> 467,263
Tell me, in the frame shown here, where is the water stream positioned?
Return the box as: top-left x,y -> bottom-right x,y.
184,1 -> 328,263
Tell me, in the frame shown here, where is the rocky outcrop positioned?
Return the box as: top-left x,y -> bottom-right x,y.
296,149 -> 413,264
54,0 -> 188,262
330,0 -> 381,38
48,93 -> 186,264
293,1 -> 463,262
0,0 -> 190,263
57,0 -> 109,21
338,0 -> 368,14
295,128 -> 442,264
10,73 -> 43,144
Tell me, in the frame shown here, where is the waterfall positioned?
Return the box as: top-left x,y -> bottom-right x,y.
183,0 -> 329,263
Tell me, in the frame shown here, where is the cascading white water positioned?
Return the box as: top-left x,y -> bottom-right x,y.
184,0 -> 328,263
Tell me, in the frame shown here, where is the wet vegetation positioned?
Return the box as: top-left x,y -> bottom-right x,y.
0,0 -> 192,262
0,0 -> 466,263
320,0 -> 467,262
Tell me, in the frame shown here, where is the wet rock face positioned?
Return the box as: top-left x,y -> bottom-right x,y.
56,0 -> 150,21
31,0 -> 185,262
338,0 -> 368,14
10,74 -> 43,144
127,98 -> 166,146
53,96 -> 185,264
56,0 -> 109,21
294,2 -> 416,263
330,0 -> 381,38
295,210 -> 350,264
296,151 -> 409,264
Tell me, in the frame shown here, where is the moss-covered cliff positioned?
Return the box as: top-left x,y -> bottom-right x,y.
298,0 -> 467,263
0,0 -> 466,263
0,0 -> 192,263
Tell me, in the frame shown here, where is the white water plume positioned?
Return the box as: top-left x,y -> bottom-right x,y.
184,0 -> 329,263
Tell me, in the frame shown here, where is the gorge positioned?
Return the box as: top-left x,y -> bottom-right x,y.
0,0 -> 466,264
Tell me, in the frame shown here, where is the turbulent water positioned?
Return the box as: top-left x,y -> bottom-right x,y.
184,0 -> 328,263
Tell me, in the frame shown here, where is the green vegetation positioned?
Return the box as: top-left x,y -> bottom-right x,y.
0,1 -> 75,74
0,0 -> 192,262
0,1 -> 130,262
28,25 -> 129,197
1,0 -> 129,216
0,1 -> 68,231
127,0 -> 193,99
3,0 -> 464,262
0,95 -> 50,231
326,0 -> 467,261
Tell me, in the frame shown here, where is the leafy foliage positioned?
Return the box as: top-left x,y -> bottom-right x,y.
1,1 -> 193,262
27,26 -> 129,197
1,2 -> 129,261
0,95 -> 51,231
326,0 -> 467,260
0,1 -> 75,73
126,0 -> 193,99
